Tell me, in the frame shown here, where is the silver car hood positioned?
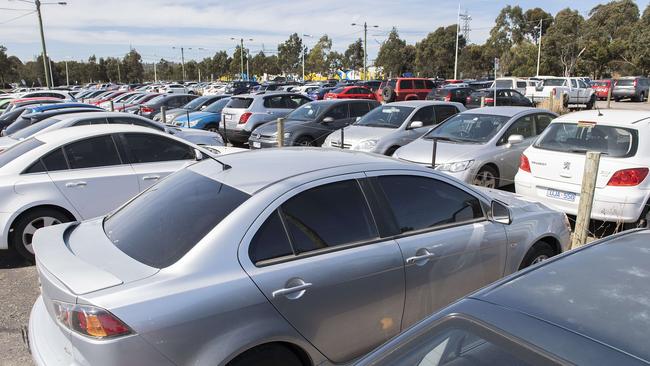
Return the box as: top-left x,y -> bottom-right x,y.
395,138 -> 487,164
337,125 -> 396,145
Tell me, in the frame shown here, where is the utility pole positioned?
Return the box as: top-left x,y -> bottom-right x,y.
181,47 -> 185,80
35,0 -> 50,88
454,2 -> 460,80
48,58 -> 54,87
352,22 -> 378,81
231,38 -> 253,80
154,61 -> 158,82
64,60 -> 69,86
536,19 -> 543,76
117,61 -> 121,83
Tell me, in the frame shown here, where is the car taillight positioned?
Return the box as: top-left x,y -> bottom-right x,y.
519,154 -> 531,173
140,106 -> 154,113
53,301 -> 132,339
239,112 -> 252,124
634,79 -> 638,87
484,97 -> 494,105
607,168 -> 649,186
444,92 -> 451,102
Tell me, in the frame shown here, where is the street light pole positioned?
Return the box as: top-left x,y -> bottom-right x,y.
231,38 -> 252,80
35,0 -> 50,88
536,19 -> 543,77
454,2 -> 460,80
352,22 -> 379,81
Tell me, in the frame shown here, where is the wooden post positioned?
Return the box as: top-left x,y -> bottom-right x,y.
571,151 -> 601,249
480,96 -> 485,108
606,84 -> 612,109
548,90 -> 554,111
431,137 -> 438,168
160,106 -> 167,125
110,100 -> 114,112
276,118 -> 285,147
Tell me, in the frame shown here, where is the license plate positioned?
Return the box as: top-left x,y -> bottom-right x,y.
252,141 -> 261,148
224,114 -> 232,121
546,188 -> 576,202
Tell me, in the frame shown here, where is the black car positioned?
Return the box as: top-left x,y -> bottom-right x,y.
466,88 -> 533,108
138,94 -> 198,119
248,99 -> 379,148
310,87 -> 336,100
2,107 -> 103,136
226,81 -> 260,95
356,229 -> 650,366
426,87 -> 474,105
355,80 -> 384,92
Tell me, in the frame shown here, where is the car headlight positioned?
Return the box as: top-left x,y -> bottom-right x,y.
283,132 -> 292,139
354,139 -> 378,151
188,119 -> 199,127
435,160 -> 474,173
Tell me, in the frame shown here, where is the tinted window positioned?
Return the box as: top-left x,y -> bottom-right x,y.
411,106 -> 435,126
535,123 -> 637,157
122,133 -> 193,163
281,180 -> 378,254
434,105 -> 459,123
263,96 -> 286,108
516,81 -> 527,88
399,80 -> 414,89
104,168 -> 250,268
9,117 -> 62,140
350,102 -> 371,118
227,97 -> 254,109
413,80 -> 426,89
249,210 -> 293,263
283,95 -> 309,109
535,114 -> 554,134
71,117 -> 108,126
41,148 -> 68,171
500,115 -> 535,144
108,116 -> 163,131
377,175 -> 483,233
424,80 -> 435,89
324,104 -> 348,120
64,135 -> 121,169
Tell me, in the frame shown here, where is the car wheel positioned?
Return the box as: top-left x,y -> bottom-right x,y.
639,92 -> 646,102
203,123 -> 219,133
385,146 -> 399,156
228,344 -> 302,366
294,136 -> 315,147
472,165 -> 499,189
519,242 -> 555,270
11,208 -> 71,262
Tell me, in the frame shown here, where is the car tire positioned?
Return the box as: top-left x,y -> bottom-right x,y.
639,92 -> 646,102
294,136 -> 316,147
11,208 -> 72,262
203,123 -> 219,133
228,344 -> 303,366
472,165 -> 499,189
519,242 -> 555,270
385,146 -> 400,156
381,87 -> 396,103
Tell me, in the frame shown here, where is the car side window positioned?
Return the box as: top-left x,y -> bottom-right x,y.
281,179 -> 378,254
516,81 -> 527,88
434,105 -> 459,124
399,80 -> 414,90
249,210 -> 294,264
324,104 -> 348,120
71,117 -> 108,126
411,106 -> 436,126
413,80 -> 426,89
535,114 -> 554,135
350,102 -> 371,118
121,133 -> 194,163
500,115 -> 535,144
578,80 -> 588,89
107,116 -> 164,131
23,147 -> 69,174
63,135 -> 122,169
263,96 -> 285,108
377,175 -> 483,234
571,79 -> 578,88
291,95 -> 311,107
425,80 -> 435,89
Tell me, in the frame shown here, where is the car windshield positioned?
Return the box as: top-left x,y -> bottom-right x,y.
425,114 -> 510,143
494,80 -> 512,88
226,97 -> 253,109
104,167 -> 250,268
10,118 -> 62,139
204,98 -> 230,113
145,95 -> 165,105
543,79 -> 566,87
0,138 -> 43,169
286,103 -> 327,121
616,79 -> 635,86
184,96 -> 210,110
355,105 -> 414,128
331,87 -> 345,94
534,122 -> 637,157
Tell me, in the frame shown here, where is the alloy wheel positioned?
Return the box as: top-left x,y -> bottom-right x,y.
473,171 -> 497,188
22,216 -> 61,254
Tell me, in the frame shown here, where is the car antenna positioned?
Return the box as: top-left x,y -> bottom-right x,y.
596,106 -> 603,116
196,148 -> 231,170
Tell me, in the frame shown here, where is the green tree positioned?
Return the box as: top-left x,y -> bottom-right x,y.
543,8 -> 586,77
487,5 -> 526,58
343,38 -> 363,71
122,49 -> 144,82
326,51 -> 344,75
230,45 -> 248,79
522,8 -> 553,43
501,41 -> 537,76
306,35 -> 332,75
277,33 -> 303,75
375,28 -> 413,77
415,25 -> 463,78
458,44 -> 491,79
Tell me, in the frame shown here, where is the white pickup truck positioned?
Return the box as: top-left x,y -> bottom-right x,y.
526,77 -> 596,109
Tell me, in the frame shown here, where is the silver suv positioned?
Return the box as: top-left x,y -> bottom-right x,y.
613,77 -> 650,102
220,92 -> 312,145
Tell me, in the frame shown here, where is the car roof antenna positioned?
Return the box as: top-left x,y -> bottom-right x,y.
195,148 -> 231,170
596,105 -> 603,117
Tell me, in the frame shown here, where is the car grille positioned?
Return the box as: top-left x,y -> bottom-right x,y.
330,141 -> 351,149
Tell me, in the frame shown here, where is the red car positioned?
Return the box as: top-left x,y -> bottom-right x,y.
591,79 -> 612,100
91,90 -> 128,106
324,86 -> 376,100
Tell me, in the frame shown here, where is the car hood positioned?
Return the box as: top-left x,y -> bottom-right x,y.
336,125 -> 396,144
395,138 -> 488,164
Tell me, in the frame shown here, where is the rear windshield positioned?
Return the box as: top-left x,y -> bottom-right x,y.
534,123 -> 637,158
592,81 -> 609,87
10,118 -> 62,139
616,79 -> 635,86
0,138 -> 43,169
494,80 -> 512,88
226,98 -> 253,109
355,105 -> 415,128
425,114 -> 510,144
104,168 -> 250,268
543,79 -> 566,87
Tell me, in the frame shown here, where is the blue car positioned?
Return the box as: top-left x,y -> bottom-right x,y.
173,97 -> 231,132
25,102 -> 103,114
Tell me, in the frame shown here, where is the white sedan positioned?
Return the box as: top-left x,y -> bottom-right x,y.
516,110 -> 650,227
0,124 -> 211,260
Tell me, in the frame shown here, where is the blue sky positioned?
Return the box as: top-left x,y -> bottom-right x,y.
1,0 -> 648,63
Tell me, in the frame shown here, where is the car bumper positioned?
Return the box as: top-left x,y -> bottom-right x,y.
515,172 -> 648,223
224,128 -> 251,144
612,90 -> 638,98
248,136 -> 279,149
29,296 -> 175,366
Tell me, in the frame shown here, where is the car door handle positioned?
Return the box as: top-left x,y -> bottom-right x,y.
406,251 -> 436,264
272,282 -> 313,299
142,175 -> 160,181
65,181 -> 87,188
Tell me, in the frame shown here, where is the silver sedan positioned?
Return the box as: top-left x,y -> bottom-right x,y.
393,107 -> 557,188
29,148 -> 570,366
323,101 -> 465,155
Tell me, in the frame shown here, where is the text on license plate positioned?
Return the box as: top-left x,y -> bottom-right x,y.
252,141 -> 261,148
546,188 -> 576,202
224,114 -> 232,120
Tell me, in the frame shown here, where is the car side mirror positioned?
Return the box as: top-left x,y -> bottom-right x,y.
409,121 -> 424,129
322,116 -> 335,123
194,149 -> 204,161
507,134 -> 524,147
491,200 -> 511,225
200,105 -> 207,110
355,116 -> 361,122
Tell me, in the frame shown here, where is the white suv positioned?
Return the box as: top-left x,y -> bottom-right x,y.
515,110 -> 650,227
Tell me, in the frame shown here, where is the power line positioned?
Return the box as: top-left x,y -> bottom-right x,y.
0,9 -> 34,25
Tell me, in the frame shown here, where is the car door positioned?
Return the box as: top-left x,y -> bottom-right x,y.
367,172 -> 508,329
493,113 -> 537,181
118,132 -> 196,191
239,176 -> 406,363
47,135 -> 140,219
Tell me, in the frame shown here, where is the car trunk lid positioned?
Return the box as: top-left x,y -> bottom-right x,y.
526,148 -> 616,188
